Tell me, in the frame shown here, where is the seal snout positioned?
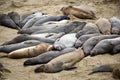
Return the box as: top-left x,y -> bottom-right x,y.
34,65 -> 45,73
24,60 -> 32,66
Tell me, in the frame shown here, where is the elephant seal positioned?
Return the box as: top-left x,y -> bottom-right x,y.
109,16 -> 120,35
82,35 -> 120,56
61,5 -> 96,19
95,18 -> 111,35
34,48 -> 85,73
32,15 -> 70,26
7,12 -> 21,28
0,14 -> 20,30
89,63 -> 120,79
6,43 -> 51,59
53,33 -> 77,50
76,23 -> 100,38
90,37 -> 120,56
21,12 -> 47,26
74,33 -> 100,48
24,47 -> 76,66
1,34 -> 55,45
0,40 -> 41,53
33,21 -> 86,34
18,20 -> 69,34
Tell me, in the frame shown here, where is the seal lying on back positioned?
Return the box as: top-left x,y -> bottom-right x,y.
18,20 -> 69,34
0,40 -> 41,53
109,16 -> 120,35
0,14 -> 20,30
32,15 -> 70,26
74,33 -> 100,48
24,47 -> 76,66
95,18 -> 111,35
89,63 -> 120,80
34,48 -> 85,73
1,34 -> 56,45
76,23 -> 100,38
33,21 -> 86,34
6,43 -> 51,59
90,37 -> 120,56
61,5 -> 96,19
53,33 -> 77,50
82,35 -> 120,56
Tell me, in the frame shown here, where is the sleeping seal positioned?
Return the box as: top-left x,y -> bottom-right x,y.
6,43 -> 51,59
82,35 -> 120,56
109,16 -> 120,35
24,47 -> 76,66
0,40 -> 41,53
90,37 -> 120,56
74,33 -> 100,48
76,23 -> 100,38
34,48 -> 85,73
95,18 -> 111,35
53,33 -> 77,50
61,5 -> 96,19
89,63 -> 120,80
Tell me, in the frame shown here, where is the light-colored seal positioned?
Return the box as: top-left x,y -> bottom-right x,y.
7,43 -> 51,59
61,5 -> 96,19
95,18 -> 111,35
34,48 -> 85,73
24,47 -> 76,66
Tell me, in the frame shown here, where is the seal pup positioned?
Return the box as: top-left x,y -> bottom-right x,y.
0,40 -> 41,53
74,33 -> 100,48
109,16 -> 120,35
95,18 -> 111,35
34,48 -> 85,73
82,35 -> 120,56
0,14 -> 20,30
24,47 -> 76,66
89,63 -> 120,79
61,5 -> 96,19
6,43 -> 51,59
33,21 -> 86,34
90,37 -> 120,56
53,33 -> 77,50
76,23 -> 100,38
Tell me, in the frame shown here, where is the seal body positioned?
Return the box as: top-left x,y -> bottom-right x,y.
61,6 -> 96,19
76,23 -> 100,38
95,18 -> 111,35
33,21 -> 86,34
24,47 -> 76,66
109,17 -> 120,35
53,33 -> 77,50
74,33 -> 100,48
89,63 -> 120,79
90,37 -> 120,56
34,48 -> 85,73
82,35 -> 120,56
7,43 -> 50,59
0,40 -> 41,53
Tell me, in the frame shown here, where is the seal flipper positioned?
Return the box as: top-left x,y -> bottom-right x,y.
64,66 -> 77,70
89,65 -> 113,75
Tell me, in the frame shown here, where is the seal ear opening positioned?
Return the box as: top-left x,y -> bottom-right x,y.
34,64 -> 45,73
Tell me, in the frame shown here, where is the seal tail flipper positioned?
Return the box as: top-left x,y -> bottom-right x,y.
64,66 -> 77,70
88,65 -> 113,75
1,68 -> 11,73
0,54 -> 8,58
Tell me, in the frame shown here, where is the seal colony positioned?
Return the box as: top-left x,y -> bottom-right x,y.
0,5 -> 120,79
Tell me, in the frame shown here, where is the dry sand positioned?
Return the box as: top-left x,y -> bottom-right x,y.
0,0 -> 120,80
